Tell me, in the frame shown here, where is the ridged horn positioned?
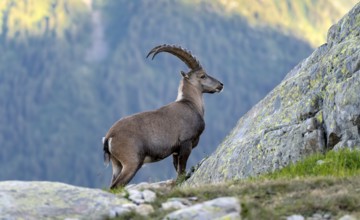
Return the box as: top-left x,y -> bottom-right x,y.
146,44 -> 202,70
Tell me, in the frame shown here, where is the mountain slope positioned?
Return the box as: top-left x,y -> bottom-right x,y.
0,0 -> 357,187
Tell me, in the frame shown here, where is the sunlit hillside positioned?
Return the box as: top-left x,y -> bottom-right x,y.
2,0 -> 356,46
0,0 -> 89,39
185,0 -> 358,46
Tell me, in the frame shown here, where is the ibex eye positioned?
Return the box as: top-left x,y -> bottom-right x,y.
200,75 -> 206,79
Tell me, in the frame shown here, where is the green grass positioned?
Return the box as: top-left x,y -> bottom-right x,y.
263,149 -> 360,179
109,150 -> 360,219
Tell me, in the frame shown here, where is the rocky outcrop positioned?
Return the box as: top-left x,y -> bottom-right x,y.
0,180 -> 180,219
186,2 -> 360,186
0,180 -> 358,219
0,180 -> 240,219
0,181 -> 131,219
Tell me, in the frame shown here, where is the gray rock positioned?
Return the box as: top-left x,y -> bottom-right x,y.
142,189 -> 156,203
310,213 -> 323,220
162,200 -> 188,210
163,197 -> 240,220
162,197 -> 195,210
135,204 -> 154,216
110,203 -> 154,217
323,213 -> 331,219
126,180 -> 174,191
287,215 -> 304,220
127,189 -> 156,204
185,2 -> 360,186
339,215 -> 357,220
128,189 -> 145,204
108,207 -> 132,218
0,181 -> 131,220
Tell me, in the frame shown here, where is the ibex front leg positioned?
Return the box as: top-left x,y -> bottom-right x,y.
172,153 -> 179,171
176,141 -> 192,181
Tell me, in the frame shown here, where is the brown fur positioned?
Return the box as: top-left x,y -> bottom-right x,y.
103,45 -> 223,189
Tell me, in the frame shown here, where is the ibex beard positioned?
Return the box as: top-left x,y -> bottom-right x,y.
103,44 -> 223,189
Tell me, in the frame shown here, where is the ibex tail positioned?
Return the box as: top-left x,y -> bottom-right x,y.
102,137 -> 111,167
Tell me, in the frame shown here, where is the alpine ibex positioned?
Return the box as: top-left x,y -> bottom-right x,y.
103,44 -> 223,189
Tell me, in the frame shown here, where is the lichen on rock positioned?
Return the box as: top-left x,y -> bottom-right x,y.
185,2 -> 360,186
0,181 -> 132,219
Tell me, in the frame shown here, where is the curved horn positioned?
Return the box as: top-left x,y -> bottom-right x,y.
146,44 -> 202,70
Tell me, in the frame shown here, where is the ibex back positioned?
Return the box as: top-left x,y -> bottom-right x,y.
103,44 -> 223,189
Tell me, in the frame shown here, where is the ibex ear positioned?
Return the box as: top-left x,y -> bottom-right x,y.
180,71 -> 189,79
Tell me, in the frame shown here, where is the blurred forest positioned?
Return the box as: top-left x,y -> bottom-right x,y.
0,0 -> 357,187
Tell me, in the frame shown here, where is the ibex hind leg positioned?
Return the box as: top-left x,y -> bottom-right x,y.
110,156 -> 123,184
108,139 -> 143,189
110,161 -> 142,189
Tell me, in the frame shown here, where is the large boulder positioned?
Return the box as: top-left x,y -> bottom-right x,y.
186,3 -> 360,186
0,181 -> 131,219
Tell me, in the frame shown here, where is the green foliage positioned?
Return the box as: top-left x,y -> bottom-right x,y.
174,173 -> 188,186
107,186 -> 128,197
241,202 -> 278,220
263,149 -> 360,179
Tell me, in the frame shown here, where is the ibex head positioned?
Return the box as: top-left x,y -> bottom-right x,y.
147,44 -> 223,94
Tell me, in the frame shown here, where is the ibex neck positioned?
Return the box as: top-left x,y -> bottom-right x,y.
176,79 -> 204,116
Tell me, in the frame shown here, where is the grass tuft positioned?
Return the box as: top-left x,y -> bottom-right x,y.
263,149 -> 360,179
106,186 -> 129,198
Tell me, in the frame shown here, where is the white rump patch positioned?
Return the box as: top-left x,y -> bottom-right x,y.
108,138 -> 113,152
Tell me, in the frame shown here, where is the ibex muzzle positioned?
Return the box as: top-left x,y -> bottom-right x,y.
103,44 -> 223,189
